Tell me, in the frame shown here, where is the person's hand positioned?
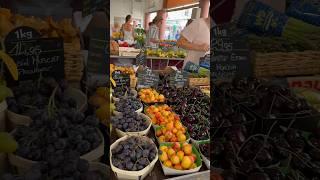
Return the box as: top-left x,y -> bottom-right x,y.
198,43 -> 210,52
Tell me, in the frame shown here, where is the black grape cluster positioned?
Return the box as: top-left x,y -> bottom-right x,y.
13,109 -> 102,161
1,150 -> 106,180
6,77 -> 77,116
112,86 -> 135,98
115,97 -> 142,112
111,111 -> 149,132
111,136 -> 157,171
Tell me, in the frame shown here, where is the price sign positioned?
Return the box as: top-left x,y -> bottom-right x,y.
4,26 -> 41,43
211,24 -> 252,81
137,68 -> 159,88
4,30 -> 64,81
238,0 -> 288,36
112,70 -> 130,87
82,0 -> 107,17
184,62 -> 200,73
199,55 -> 210,69
169,71 -> 188,88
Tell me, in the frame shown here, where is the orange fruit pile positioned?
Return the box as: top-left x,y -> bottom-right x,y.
146,105 -> 176,125
159,143 -> 198,170
139,88 -> 165,103
146,105 -> 188,143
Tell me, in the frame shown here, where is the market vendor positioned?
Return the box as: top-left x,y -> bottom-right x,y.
177,17 -> 210,67
121,15 -> 135,45
146,15 -> 163,49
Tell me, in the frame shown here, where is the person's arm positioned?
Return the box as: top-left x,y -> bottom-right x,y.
177,35 -> 209,52
178,19 -> 209,52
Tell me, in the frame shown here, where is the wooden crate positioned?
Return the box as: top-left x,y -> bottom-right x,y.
254,51 -> 320,78
188,77 -> 210,87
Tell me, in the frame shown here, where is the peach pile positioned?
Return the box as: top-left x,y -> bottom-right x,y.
139,88 -> 165,103
159,143 -> 198,170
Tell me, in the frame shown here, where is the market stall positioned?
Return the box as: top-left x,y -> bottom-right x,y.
0,1 -> 109,179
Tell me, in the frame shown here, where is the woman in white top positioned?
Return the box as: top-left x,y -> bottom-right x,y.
121,15 -> 135,44
177,17 -> 210,66
146,15 -> 163,49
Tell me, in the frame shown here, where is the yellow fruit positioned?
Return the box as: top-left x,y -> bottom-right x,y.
159,151 -> 168,162
160,146 -> 168,152
170,155 -> 180,165
178,134 -> 187,142
177,151 -> 184,161
191,163 -> 197,169
167,148 -> 175,157
164,160 -> 172,167
0,50 -> 18,80
181,156 -> 192,169
96,87 -> 108,98
174,164 -> 183,170
172,142 -> 181,151
159,135 -> 165,143
183,144 -> 193,155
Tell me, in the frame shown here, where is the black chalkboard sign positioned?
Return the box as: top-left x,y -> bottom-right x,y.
137,68 -> 159,88
82,0 -> 107,17
112,70 -> 130,87
4,26 -> 40,44
4,37 -> 64,81
183,62 -> 200,73
169,71 -> 188,88
211,24 -> 252,80
136,49 -> 146,66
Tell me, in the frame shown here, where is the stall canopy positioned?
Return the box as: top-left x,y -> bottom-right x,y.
164,0 -> 199,9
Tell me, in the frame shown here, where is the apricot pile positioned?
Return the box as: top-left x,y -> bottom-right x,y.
159,143 -> 198,170
139,88 -> 165,103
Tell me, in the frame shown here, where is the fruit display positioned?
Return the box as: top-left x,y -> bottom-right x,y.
2,150 -> 106,180
218,78 -> 317,118
138,88 -> 165,103
145,48 -> 186,58
111,136 -> 157,171
12,108 -> 102,161
110,64 -> 135,75
114,97 -> 142,113
112,86 -> 136,99
155,121 -> 188,143
111,111 -> 150,132
145,104 -> 177,125
6,78 -> 78,117
0,132 -> 17,153
159,142 -> 201,171
158,87 -> 210,141
199,144 -> 209,160
212,100 -> 252,128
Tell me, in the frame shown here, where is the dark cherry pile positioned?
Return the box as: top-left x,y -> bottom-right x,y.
2,150 -> 106,180
158,86 -> 210,141
13,109 -> 101,161
218,78 -> 314,118
111,111 -> 149,132
115,97 -> 142,112
212,124 -> 320,179
111,136 -> 157,171
212,100 -> 248,127
6,78 -> 77,116
112,86 -> 135,98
